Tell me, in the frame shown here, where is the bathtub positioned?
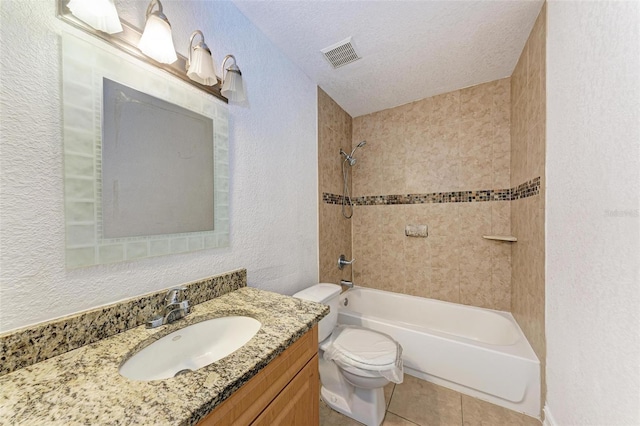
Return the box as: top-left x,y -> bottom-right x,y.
338,287 -> 540,418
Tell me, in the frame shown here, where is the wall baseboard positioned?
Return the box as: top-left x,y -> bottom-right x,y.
543,405 -> 557,426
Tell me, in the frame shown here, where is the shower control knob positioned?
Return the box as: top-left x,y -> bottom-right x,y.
338,255 -> 355,270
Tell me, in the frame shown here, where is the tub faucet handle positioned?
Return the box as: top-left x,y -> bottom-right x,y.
338,255 -> 356,270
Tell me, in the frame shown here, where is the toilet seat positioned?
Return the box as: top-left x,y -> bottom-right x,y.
331,327 -> 398,370
322,326 -> 402,382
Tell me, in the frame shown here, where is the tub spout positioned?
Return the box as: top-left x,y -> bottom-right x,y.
340,280 -> 354,289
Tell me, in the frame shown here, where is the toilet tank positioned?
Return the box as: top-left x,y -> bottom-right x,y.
293,283 -> 341,342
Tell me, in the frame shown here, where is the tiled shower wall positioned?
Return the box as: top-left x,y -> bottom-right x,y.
511,4 -> 546,398
318,88 -> 353,284
348,79 -> 513,310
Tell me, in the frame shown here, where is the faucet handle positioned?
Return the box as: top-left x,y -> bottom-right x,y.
165,287 -> 187,304
338,254 -> 356,270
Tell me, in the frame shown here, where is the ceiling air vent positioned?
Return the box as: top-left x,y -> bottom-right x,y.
321,37 -> 361,69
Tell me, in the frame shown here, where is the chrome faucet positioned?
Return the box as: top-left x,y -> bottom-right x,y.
146,287 -> 191,328
340,280 -> 354,289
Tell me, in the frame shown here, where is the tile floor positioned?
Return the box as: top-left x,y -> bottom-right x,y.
319,375 -> 541,426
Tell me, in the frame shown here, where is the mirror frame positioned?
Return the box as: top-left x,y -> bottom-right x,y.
62,32 -> 230,269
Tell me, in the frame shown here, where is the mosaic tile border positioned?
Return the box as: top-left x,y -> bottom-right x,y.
323,177 -> 540,206
0,269 -> 246,377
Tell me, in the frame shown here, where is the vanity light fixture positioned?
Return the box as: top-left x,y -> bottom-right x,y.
220,55 -> 246,102
67,0 -> 123,34
138,0 -> 177,64
186,31 -> 218,86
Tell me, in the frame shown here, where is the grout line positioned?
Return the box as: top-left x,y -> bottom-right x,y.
388,412 -> 421,426
460,393 -> 465,426
387,383 -> 397,410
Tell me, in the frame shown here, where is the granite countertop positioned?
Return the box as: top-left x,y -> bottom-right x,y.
0,287 -> 328,425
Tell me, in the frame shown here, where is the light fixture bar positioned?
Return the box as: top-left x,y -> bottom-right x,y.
57,0 -> 227,103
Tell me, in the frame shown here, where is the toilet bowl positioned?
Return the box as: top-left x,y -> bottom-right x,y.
293,283 -> 403,426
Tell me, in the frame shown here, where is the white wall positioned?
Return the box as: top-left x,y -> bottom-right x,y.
546,1 -> 640,425
0,0 -> 319,333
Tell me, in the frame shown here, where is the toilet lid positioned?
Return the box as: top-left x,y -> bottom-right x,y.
331,327 -> 398,369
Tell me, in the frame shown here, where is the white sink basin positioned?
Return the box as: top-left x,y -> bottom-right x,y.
119,316 -> 261,381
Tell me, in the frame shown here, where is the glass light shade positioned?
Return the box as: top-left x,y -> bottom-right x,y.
187,47 -> 218,86
67,0 -> 123,34
138,14 -> 177,64
221,69 -> 246,102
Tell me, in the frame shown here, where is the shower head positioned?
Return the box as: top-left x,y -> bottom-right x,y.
340,140 -> 366,166
351,140 -> 366,155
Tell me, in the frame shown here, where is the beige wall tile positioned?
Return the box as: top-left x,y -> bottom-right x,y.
460,265 -> 496,309
461,81 -> 494,121
319,203 -> 352,284
406,159 -> 460,194
405,128 -> 432,161
492,150 -> 511,188
460,157 -> 493,189
381,205 -> 409,235
429,235 -> 462,270
379,163 -> 407,195
431,90 -> 461,125
491,201 -> 511,235
426,267 -> 461,303
347,77 -> 515,310
379,232 -> 406,292
510,4 -> 545,411
405,97 -> 433,132
405,203 -> 460,237
318,88 -> 353,286
527,123 -> 545,180
459,203 -> 492,237
511,41 -> 528,106
403,237 -> 430,269
404,268 -> 428,299
459,116 -> 493,159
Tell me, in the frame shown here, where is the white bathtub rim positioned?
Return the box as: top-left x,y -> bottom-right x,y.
340,286 -> 539,362
342,311 -> 539,364
343,286 -> 521,346
346,285 -> 517,318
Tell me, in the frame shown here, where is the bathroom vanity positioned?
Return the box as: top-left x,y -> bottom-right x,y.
199,326 -> 318,425
0,287 -> 327,425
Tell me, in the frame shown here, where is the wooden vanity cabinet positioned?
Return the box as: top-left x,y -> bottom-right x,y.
198,326 -> 319,426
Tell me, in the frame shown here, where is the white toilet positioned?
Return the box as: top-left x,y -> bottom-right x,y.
293,283 -> 403,426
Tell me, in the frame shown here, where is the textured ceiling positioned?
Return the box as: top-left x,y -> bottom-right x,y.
232,0 -> 544,117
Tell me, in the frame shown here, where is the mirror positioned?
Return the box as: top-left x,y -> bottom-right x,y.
63,33 -> 229,269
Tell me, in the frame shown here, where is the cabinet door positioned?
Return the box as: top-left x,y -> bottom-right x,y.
198,327 -> 318,426
252,355 -> 319,426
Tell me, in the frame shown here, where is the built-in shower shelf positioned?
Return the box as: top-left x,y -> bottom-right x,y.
482,235 -> 518,242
